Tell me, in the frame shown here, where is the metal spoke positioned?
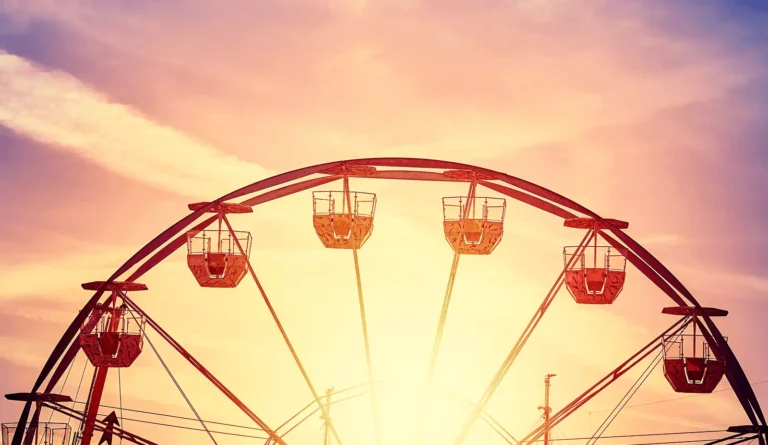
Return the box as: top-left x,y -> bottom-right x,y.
452,227 -> 595,445
343,174 -> 383,445
413,180 -> 477,445
121,295 -> 286,445
517,317 -> 692,445
223,214 -> 343,445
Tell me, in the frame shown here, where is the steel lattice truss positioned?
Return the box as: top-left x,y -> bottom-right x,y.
3,158 -> 766,445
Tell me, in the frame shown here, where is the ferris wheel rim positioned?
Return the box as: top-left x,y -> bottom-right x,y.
8,157 -> 766,445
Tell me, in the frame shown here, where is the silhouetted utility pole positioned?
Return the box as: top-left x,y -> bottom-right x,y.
538,374 -> 556,445
323,388 -> 333,445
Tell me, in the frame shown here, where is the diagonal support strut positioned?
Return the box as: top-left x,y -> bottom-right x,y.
222,214 -> 344,445
451,227 -> 595,445
120,295 -> 286,445
517,316 -> 692,445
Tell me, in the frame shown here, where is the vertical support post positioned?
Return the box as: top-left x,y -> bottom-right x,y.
464,180 -> 477,221
593,227 -> 598,269
539,374 -> 556,445
342,175 -> 350,215
693,316 -> 697,358
81,367 -> 109,445
80,294 -> 122,445
216,207 -> 223,253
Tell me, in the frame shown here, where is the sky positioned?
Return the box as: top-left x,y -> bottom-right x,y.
1,0 -> 768,444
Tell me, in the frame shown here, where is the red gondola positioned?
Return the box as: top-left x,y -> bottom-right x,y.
662,307 -> 728,394
186,202 -> 252,288
442,197 -> 506,255
563,218 -> 628,304
79,281 -> 147,368
313,190 -> 376,249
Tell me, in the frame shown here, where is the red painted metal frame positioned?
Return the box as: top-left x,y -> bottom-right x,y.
517,316 -> 692,445
120,294 -> 287,445
10,158 -> 764,445
220,212 -> 344,445
452,227 -> 596,445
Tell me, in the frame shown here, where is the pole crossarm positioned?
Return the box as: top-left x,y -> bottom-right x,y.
517,317 -> 692,445
451,228 -> 595,445
120,295 -> 287,445
221,214 -> 344,445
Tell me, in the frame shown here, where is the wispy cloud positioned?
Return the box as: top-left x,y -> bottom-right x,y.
0,51 -> 271,199
3,1 -> 763,166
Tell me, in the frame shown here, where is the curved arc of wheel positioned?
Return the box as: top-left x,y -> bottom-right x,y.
10,161 -> 343,445
12,157 -> 764,445
346,158 -> 764,430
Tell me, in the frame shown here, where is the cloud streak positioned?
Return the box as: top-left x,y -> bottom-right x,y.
4,1 -> 764,168
0,51 -> 271,199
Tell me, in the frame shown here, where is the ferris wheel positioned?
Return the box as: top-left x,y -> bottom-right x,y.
2,158 -> 766,445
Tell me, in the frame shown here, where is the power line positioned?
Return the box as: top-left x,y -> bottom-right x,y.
96,415 -> 269,440
622,440 -> 732,445
64,378 -> 741,444
136,323 -> 218,444
591,380 -> 768,414
589,341 -> 672,445
536,429 -> 729,442
70,401 -> 264,432
71,382 -> 373,435
67,403 -> 728,443
46,352 -> 76,425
